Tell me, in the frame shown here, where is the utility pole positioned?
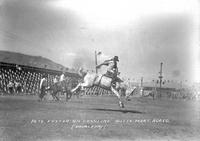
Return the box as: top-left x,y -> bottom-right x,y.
141,77 -> 143,87
95,51 -> 102,74
158,62 -> 163,98
95,51 -> 97,74
140,77 -> 143,96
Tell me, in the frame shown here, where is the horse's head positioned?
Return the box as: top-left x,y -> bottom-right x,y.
78,67 -> 87,78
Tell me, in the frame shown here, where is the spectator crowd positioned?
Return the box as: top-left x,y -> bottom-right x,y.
0,62 -> 78,95
0,62 -> 114,96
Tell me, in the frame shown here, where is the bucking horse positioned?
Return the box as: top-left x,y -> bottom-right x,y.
71,68 -> 136,108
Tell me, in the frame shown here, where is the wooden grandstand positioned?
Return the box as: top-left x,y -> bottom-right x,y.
0,62 -> 79,94
0,62 -> 116,96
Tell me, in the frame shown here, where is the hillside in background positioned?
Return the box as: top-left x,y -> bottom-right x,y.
0,50 -> 73,72
0,51 -> 195,89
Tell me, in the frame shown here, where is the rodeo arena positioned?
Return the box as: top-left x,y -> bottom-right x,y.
0,59 -> 200,141
0,61 -> 200,100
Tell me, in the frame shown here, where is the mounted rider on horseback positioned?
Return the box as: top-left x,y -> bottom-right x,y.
71,55 -> 130,108
96,56 -> 122,87
46,71 -> 72,101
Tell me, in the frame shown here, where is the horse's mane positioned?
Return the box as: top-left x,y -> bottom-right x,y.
78,68 -> 87,78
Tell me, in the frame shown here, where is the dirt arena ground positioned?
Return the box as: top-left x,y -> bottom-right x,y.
0,94 -> 200,141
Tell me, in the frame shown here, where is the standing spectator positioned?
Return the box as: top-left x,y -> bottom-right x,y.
59,72 -> 65,82
53,75 -> 59,84
39,74 -> 47,101
53,75 -> 59,91
0,74 -> 3,95
15,80 -> 22,94
59,72 -> 66,94
7,80 -> 14,95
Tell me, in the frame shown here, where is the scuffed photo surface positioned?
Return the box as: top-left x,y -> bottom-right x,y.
0,0 -> 199,140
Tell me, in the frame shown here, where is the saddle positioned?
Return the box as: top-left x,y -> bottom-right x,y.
104,71 -> 114,78
104,71 -> 123,83
94,71 -> 123,89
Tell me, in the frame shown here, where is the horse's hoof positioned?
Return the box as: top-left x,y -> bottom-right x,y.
121,103 -> 125,108
126,97 -> 131,101
119,101 -> 125,108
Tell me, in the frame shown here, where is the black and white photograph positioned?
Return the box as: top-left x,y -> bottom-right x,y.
0,0 -> 200,140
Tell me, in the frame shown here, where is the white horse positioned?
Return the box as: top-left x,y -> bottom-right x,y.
71,68 -> 136,108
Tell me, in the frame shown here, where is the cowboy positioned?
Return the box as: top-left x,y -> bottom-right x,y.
39,74 -> 47,101
96,56 -> 119,78
96,56 -> 120,87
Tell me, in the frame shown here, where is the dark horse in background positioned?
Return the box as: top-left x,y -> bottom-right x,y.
47,79 -> 76,101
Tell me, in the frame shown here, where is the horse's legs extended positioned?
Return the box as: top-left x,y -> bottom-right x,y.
65,89 -> 72,101
71,82 -> 89,93
111,86 -> 124,108
71,83 -> 81,93
51,92 -> 56,101
54,92 -> 60,101
51,90 -> 60,101
125,87 -> 137,100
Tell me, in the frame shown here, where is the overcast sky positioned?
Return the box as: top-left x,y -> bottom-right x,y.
0,0 -> 199,82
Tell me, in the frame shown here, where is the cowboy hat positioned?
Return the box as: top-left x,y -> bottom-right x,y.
114,56 -> 119,61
